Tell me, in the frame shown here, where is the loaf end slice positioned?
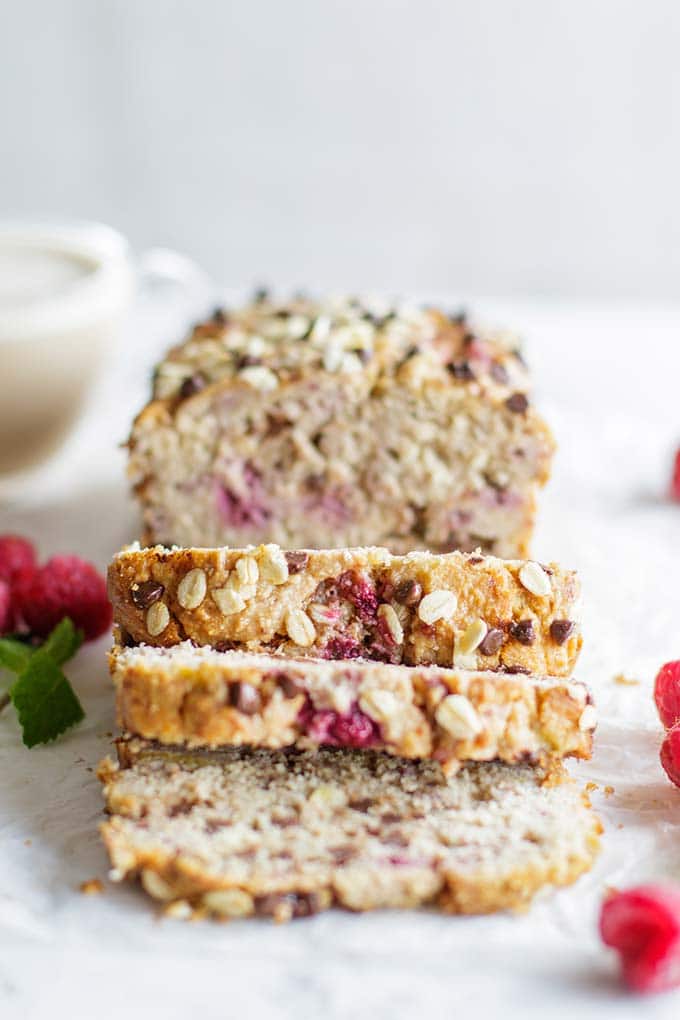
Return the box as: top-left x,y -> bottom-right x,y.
129,296 -> 554,557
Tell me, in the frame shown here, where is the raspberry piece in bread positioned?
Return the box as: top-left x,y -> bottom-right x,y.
128,296 -> 554,557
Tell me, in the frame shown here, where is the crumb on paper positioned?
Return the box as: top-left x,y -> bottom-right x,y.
24,838 -> 32,847
604,785 -> 615,797
79,878 -> 104,896
614,673 -> 639,686
585,781 -> 599,793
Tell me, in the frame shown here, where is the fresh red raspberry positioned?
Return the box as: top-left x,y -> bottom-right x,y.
671,449 -> 680,502
0,580 -> 11,635
16,555 -> 112,641
0,534 -> 37,586
655,661 -> 680,729
660,722 -> 680,788
600,885 -> 680,992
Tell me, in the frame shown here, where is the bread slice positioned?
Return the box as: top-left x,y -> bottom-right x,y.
108,544 -> 581,676
99,741 -> 601,920
110,642 -> 595,774
128,296 -> 554,557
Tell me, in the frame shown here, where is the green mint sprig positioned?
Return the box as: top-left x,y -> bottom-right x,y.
0,618 -> 84,747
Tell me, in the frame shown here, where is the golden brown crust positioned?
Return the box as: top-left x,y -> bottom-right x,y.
99,745 -> 601,920
108,544 -> 582,676
109,644 -> 594,771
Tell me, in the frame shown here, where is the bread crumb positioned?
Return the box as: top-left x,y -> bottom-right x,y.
585,781 -> 598,793
79,878 -> 104,895
604,785 -> 615,797
613,673 -> 639,686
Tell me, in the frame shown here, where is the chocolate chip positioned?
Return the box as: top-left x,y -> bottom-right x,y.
501,664 -> 531,675
179,372 -> 207,399
550,619 -> 575,645
212,306 -> 228,324
394,579 -> 423,606
276,673 -> 302,699
228,682 -> 261,715
509,620 -> 536,645
330,845 -> 356,865
349,797 -> 374,813
468,555 -> 484,565
490,361 -> 509,385
285,551 -> 309,574
130,580 -> 164,610
448,309 -> 467,325
479,627 -> 504,656
448,360 -> 476,381
505,392 -> 529,414
235,353 -> 262,370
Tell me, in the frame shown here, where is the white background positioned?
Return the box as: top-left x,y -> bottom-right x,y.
2,0 -> 680,298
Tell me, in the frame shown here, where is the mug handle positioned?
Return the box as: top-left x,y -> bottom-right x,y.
136,247 -> 215,309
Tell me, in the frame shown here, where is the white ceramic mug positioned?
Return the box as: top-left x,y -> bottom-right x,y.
0,222 -> 209,482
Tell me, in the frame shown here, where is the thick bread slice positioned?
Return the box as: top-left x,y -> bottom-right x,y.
108,544 -> 582,676
110,643 -> 595,773
128,297 -> 555,557
99,742 -> 601,920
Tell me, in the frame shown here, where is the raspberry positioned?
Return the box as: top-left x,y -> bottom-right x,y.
600,885 -> 680,992
0,580 -> 11,634
671,449 -> 680,502
322,635 -> 363,660
0,534 -> 36,586
298,701 -> 379,749
654,661 -> 680,729
337,570 -> 378,624
331,706 -> 378,748
17,555 -> 112,641
660,722 -> 680,788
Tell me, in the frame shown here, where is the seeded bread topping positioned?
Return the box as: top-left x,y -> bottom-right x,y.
110,643 -> 595,773
99,742 -> 601,920
129,296 -> 555,556
108,544 -> 582,676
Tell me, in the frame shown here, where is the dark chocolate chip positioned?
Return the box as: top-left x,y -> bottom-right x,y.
447,360 -> 476,381
505,392 -> 529,414
179,372 -> 207,399
448,309 -> 467,325
394,579 -> 423,606
130,580 -> 164,610
509,619 -> 536,645
490,361 -> 509,385
285,551 -> 309,574
501,664 -> 531,675
479,627 -> 505,656
349,797 -> 374,813
228,682 -> 262,715
235,353 -> 262,370
550,619 -> 575,645
276,673 -> 302,699
330,845 -> 356,865
212,306 -> 228,324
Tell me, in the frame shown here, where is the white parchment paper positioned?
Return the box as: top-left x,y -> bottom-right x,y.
1,296 -> 679,1020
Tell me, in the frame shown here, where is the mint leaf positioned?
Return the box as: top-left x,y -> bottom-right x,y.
10,650 -> 85,747
0,638 -> 33,674
41,618 -> 84,667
